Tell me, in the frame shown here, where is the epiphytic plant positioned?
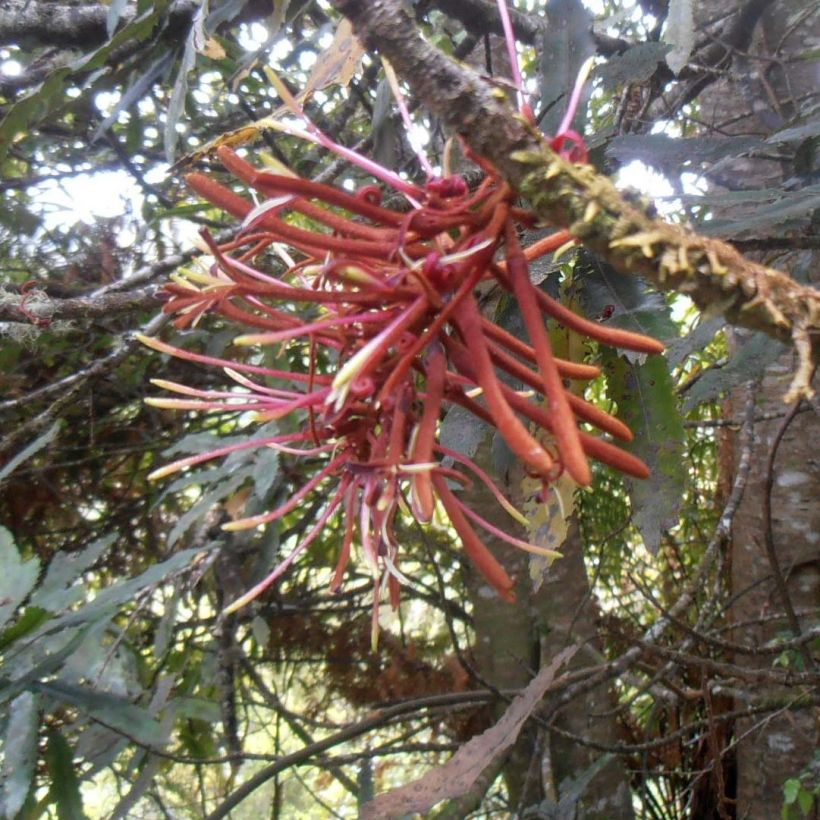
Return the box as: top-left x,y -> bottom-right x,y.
142,1 -> 663,632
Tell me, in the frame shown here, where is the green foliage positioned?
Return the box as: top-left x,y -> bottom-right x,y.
0,527 -> 40,630
682,330 -> 788,411
604,350 -> 686,555
1,691 -> 39,817
537,0 -> 595,136
45,728 -> 86,820
782,754 -> 820,819
573,253 -> 685,554
0,0 -> 816,816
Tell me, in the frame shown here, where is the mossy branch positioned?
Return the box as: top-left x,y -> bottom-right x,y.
331,0 -> 819,401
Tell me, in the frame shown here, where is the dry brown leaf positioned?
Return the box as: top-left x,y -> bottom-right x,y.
174,19 -> 363,170
360,645 -> 578,819
301,18 -> 364,101
224,486 -> 252,521
200,37 -> 226,60
170,124 -> 267,171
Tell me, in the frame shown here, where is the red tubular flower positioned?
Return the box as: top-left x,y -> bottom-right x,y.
145,127 -> 662,623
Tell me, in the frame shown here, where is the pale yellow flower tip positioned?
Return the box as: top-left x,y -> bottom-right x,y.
221,590 -> 256,615
221,518 -> 259,532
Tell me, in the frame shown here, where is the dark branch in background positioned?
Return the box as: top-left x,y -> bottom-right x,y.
0,284 -> 161,324
671,0 -> 778,109
238,654 -> 360,798
731,236 -> 820,251
331,0 -> 820,402
0,312 -> 169,466
0,0 -> 199,47
201,386 -> 797,814
423,0 -> 544,42
426,0 -> 629,56
0,0 -> 279,96
203,688 -> 509,820
543,385 -> 757,720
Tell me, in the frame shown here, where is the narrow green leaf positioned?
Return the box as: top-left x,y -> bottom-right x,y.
251,445 -> 280,503
35,681 -> 168,748
606,134 -> 762,171
0,3 -> 168,163
596,43 -> 670,90
77,3 -> 170,74
46,546 -> 208,631
538,0 -> 595,135
203,0 -> 254,32
167,472 -> 246,546
106,0 -> 130,37
30,535 -> 115,613
357,759 -> 374,810
604,352 -> 686,555
664,0 -> 695,75
766,117 -> 820,144
0,421 -> 60,484
45,729 -> 86,820
0,527 -> 40,630
0,606 -> 50,651
0,70 -> 72,164
701,188 -> 820,236
371,77 -> 400,171
92,51 -> 175,141
2,692 -> 39,817
0,625 -> 93,706
665,317 -> 724,370
172,697 -> 221,723
0,551 -> 207,686
165,31 -> 197,163
784,778 -> 801,804
557,754 -> 613,805
797,788 -> 814,816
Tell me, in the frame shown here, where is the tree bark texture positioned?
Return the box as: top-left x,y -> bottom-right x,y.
462,438 -> 634,816
695,0 -> 820,816
535,525 -> 635,818
729,371 -> 819,818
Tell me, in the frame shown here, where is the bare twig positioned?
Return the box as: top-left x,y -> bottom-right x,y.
0,312 -> 169,466
0,284 -> 161,324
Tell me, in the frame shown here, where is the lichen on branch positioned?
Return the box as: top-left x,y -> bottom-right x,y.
331,0 -> 820,401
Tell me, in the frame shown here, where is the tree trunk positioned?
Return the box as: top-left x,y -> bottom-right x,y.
696,1 -> 820,815
450,27 -> 636,817
463,439 -> 634,817
728,368 -> 819,818
536,525 -> 635,818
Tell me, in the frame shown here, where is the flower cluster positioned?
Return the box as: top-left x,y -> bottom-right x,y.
142,141 -> 662,619
142,2 -> 664,625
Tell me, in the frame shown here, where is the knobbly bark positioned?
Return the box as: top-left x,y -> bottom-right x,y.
331,0 -> 820,402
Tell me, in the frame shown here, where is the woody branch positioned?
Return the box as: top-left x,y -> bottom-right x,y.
331,0 -> 820,402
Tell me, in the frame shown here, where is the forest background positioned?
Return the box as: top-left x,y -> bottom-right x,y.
0,0 -> 818,817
